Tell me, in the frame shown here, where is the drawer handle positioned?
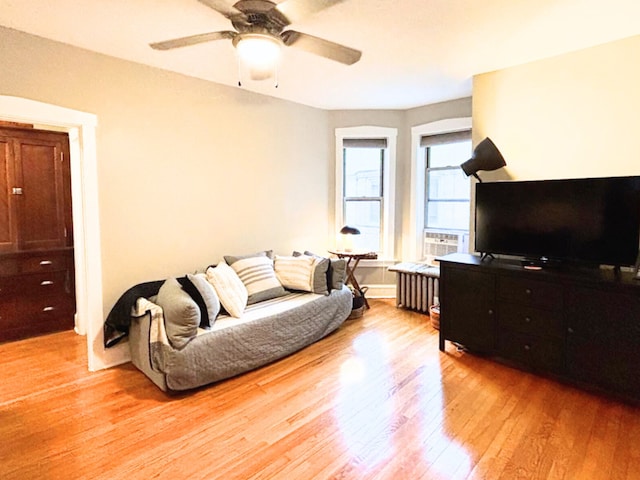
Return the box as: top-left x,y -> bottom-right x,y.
525,288 -> 532,295
488,309 -> 494,316
524,316 -> 531,323
39,260 -> 53,266
524,344 -> 531,351
567,327 -> 574,334
43,306 -> 55,312
40,280 -> 54,286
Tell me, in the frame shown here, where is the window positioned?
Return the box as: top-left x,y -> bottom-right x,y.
407,118 -> 471,261
343,140 -> 384,252
335,127 -> 397,260
422,131 -> 472,231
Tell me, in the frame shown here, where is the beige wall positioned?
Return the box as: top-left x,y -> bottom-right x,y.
473,35 -> 640,182
0,27 -> 331,366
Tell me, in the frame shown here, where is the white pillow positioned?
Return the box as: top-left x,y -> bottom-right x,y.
274,255 -> 315,292
205,261 -> 248,318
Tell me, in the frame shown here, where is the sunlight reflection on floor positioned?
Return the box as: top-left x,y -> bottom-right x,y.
335,331 -> 395,470
415,354 -> 472,477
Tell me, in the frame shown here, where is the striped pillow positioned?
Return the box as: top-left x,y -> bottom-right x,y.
292,251 -> 330,295
274,255 -> 315,292
224,251 -> 286,305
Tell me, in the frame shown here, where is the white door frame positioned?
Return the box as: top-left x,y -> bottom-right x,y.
0,95 -> 104,371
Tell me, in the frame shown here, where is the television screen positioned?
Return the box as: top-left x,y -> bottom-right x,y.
475,176 -> 640,267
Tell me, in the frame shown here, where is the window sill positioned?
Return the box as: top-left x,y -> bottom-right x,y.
357,258 -> 398,268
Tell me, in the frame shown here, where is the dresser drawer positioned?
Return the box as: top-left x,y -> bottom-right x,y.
498,303 -> 564,338
498,330 -> 563,373
498,276 -> 563,309
0,298 -> 18,328
17,291 -> 74,315
0,257 -> 19,276
17,271 -> 70,296
18,253 -> 70,274
0,276 -> 18,295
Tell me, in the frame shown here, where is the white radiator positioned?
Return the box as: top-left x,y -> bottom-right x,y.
391,264 -> 440,314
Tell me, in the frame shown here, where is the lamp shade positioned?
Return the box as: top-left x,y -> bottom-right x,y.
460,137 -> 506,180
340,226 -> 361,235
234,33 -> 282,81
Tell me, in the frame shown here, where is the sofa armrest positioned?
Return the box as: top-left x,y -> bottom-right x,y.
129,309 -> 169,392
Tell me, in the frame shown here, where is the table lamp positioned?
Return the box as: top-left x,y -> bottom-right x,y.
340,225 -> 360,252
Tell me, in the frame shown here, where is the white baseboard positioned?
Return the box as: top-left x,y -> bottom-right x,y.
362,284 -> 396,299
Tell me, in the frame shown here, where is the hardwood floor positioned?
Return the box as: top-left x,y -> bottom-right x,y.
2,299 -> 640,479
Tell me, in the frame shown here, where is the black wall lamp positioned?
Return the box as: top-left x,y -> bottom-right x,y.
460,137 -> 506,182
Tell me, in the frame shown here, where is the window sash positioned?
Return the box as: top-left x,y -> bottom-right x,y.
424,133 -> 471,231
343,146 -> 385,252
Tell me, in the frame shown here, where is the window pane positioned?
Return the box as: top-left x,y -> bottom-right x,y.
426,201 -> 470,231
427,168 -> 470,201
344,148 -> 382,197
345,200 -> 381,252
428,140 -> 472,168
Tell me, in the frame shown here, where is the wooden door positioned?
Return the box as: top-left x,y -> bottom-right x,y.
14,130 -> 71,250
0,134 -> 18,253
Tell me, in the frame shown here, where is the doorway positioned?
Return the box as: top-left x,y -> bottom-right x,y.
0,95 -> 104,371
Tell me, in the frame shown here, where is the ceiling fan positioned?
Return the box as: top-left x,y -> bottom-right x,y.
150,0 -> 361,82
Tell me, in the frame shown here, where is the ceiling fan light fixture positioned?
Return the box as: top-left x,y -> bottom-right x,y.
234,33 -> 282,81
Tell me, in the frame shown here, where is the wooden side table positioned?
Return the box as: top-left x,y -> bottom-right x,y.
328,250 -> 378,308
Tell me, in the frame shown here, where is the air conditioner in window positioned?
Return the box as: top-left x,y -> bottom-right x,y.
423,230 -> 469,265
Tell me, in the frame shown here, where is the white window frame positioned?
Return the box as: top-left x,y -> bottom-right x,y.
407,117 -> 472,260
335,126 -> 397,262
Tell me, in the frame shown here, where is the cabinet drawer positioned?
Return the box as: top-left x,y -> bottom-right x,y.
498,303 -> 564,338
18,253 -> 70,274
17,271 -> 69,296
17,294 -> 75,317
0,299 -> 17,327
498,276 -> 563,309
0,258 -> 19,276
498,330 -> 563,373
0,276 -> 17,295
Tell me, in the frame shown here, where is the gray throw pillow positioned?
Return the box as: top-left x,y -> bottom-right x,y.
329,258 -> 347,291
155,277 -> 200,349
187,273 -> 221,327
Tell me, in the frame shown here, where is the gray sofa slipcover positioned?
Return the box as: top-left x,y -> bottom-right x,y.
129,286 -> 352,392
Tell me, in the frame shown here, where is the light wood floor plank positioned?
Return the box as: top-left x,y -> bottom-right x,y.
2,299 -> 640,479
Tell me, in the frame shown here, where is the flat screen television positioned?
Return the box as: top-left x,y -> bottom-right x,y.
475,176 -> 640,267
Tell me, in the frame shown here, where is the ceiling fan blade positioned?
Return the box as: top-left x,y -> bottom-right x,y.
276,0 -> 345,24
281,30 -> 361,65
197,0 -> 242,19
150,31 -> 237,50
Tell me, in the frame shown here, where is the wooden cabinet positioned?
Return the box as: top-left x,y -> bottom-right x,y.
439,265 -> 496,352
496,275 -> 564,373
565,286 -> 640,398
0,126 -> 74,343
439,253 -> 640,402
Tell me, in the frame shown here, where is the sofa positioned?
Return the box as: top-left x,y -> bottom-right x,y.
122,250 -> 352,392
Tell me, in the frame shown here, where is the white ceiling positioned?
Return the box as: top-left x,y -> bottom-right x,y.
2,0 -> 640,110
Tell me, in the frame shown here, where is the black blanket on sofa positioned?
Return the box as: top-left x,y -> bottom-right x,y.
103,280 -> 164,348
